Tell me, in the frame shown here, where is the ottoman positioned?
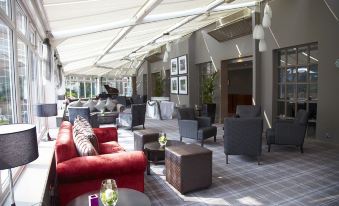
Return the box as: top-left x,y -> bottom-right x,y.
133,129 -> 160,151
165,144 -> 212,194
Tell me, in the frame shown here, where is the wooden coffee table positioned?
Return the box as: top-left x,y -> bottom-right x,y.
66,188 -> 151,206
144,140 -> 185,175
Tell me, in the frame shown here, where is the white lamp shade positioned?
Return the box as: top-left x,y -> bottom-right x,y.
166,42 -> 171,52
262,14 -> 271,27
259,39 -> 267,52
163,51 -> 169,62
264,3 -> 272,18
253,24 -> 264,39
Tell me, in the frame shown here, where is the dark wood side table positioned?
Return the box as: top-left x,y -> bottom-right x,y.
144,140 -> 185,175
66,188 -> 151,206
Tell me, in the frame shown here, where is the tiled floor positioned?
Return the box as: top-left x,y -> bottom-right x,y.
105,118 -> 339,206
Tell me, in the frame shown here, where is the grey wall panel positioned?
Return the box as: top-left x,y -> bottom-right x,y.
261,0 -> 339,142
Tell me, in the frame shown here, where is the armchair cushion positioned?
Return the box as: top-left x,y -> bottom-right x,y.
236,105 -> 261,118
83,99 -> 97,112
69,99 -> 83,107
95,99 -> 106,112
105,98 -> 116,112
196,116 -> 211,127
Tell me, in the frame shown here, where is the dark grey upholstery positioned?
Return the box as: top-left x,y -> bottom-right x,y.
236,105 -> 261,118
266,110 -> 308,153
224,117 -> 263,164
118,104 -> 146,131
177,108 -> 217,147
116,96 -> 127,106
68,106 -> 99,128
131,95 -> 143,104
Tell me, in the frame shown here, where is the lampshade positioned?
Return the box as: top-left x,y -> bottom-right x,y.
262,14 -> 271,27
163,51 -> 169,63
259,39 -> 267,52
264,3 -> 272,18
253,24 -> 264,39
0,124 -> 39,170
34,103 -> 57,117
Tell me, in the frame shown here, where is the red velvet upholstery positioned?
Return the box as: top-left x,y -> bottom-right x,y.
55,121 -> 146,206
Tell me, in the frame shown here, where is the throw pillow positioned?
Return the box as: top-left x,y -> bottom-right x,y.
95,99 -> 106,112
72,129 -> 98,156
73,116 -> 100,153
83,99 -> 97,112
105,98 -> 116,112
69,99 -> 83,107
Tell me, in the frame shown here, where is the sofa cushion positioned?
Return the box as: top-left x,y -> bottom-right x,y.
95,99 -> 106,112
69,99 -> 83,107
73,116 -> 100,153
72,131 -> 99,156
83,99 -> 97,112
105,98 -> 116,112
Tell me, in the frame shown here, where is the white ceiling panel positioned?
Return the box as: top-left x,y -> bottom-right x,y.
148,0 -> 214,15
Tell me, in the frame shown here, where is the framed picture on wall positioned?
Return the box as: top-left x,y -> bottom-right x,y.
171,77 -> 178,94
178,55 -> 187,74
178,76 -> 188,95
170,58 -> 178,75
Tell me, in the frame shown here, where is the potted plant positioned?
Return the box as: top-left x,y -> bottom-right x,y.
154,73 -> 164,97
201,71 -> 217,123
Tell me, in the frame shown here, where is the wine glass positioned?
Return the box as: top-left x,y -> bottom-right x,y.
100,179 -> 118,206
158,131 -> 167,147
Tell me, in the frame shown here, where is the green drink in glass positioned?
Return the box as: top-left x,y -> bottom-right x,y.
100,179 -> 118,206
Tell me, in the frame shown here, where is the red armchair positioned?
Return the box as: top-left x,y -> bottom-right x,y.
55,121 -> 147,206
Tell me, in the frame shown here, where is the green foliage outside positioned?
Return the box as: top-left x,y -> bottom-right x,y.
154,73 -> 164,97
66,90 -> 78,98
202,71 -> 217,104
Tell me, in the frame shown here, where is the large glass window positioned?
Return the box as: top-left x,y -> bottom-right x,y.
275,42 -> 318,136
0,20 -> 13,125
16,4 -> 26,35
0,0 -> 10,16
17,38 -> 29,123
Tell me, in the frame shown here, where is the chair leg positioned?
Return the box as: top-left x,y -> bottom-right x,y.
201,139 -> 204,147
143,124 -> 145,129
226,154 -> 229,164
300,145 -> 304,153
180,136 -> 182,142
214,136 -> 216,142
268,144 -> 271,152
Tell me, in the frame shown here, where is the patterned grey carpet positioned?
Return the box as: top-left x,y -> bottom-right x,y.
105,118 -> 339,206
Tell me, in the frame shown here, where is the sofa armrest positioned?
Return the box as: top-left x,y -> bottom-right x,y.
57,151 -> 146,183
93,127 -> 118,143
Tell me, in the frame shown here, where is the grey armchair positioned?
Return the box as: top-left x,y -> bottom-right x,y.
68,106 -> 99,128
236,105 -> 261,118
118,104 -> 146,131
177,108 -> 217,147
224,117 -> 263,165
131,95 -> 143,104
266,110 -> 308,153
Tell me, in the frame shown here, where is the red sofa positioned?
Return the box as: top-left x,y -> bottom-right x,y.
55,121 -> 147,206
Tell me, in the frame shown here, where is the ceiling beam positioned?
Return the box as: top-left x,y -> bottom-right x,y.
52,1 -> 259,40
93,0 -> 163,65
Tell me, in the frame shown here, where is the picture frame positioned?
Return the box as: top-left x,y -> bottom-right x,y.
178,76 -> 188,95
170,77 -> 178,94
178,55 -> 188,74
170,58 -> 178,75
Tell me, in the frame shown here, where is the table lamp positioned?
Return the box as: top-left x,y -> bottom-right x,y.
0,124 -> 39,206
34,103 -> 57,141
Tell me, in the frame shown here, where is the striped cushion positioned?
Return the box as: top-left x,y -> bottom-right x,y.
72,130 -> 98,156
73,116 -> 100,155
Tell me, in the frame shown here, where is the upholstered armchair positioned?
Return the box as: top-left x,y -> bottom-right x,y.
68,106 -> 99,128
224,117 -> 263,165
177,108 -> 217,147
118,104 -> 146,131
131,95 -> 143,104
235,105 -> 261,118
266,110 -> 308,153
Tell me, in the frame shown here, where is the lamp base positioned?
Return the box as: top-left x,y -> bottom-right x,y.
47,132 -> 52,141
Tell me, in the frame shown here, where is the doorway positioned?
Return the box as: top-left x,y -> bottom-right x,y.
221,57 -> 253,119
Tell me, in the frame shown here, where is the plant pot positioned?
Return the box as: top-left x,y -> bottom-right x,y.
202,103 -> 216,124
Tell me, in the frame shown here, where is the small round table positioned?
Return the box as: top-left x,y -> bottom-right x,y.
144,140 -> 185,175
67,188 -> 151,206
